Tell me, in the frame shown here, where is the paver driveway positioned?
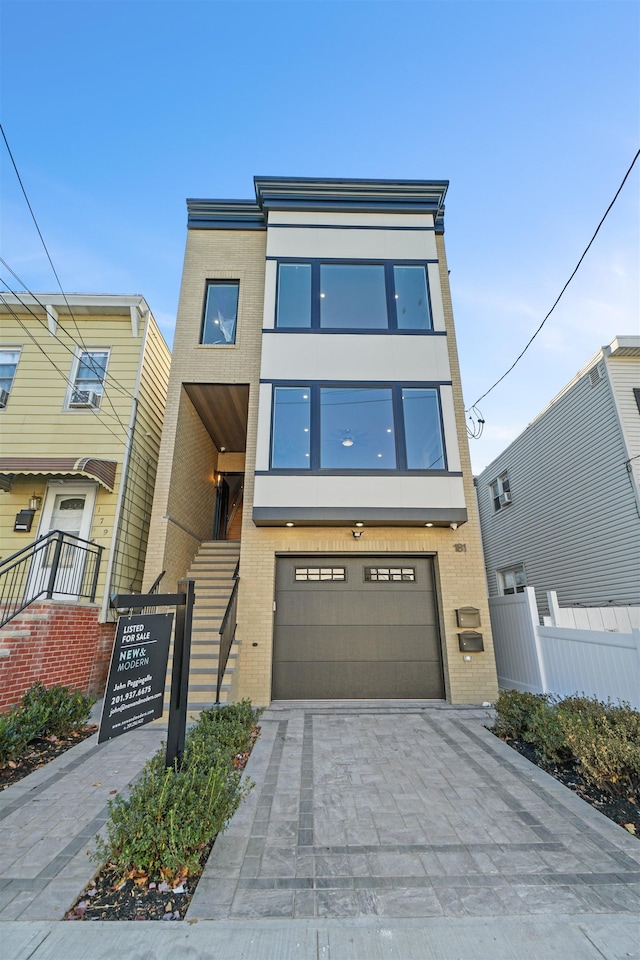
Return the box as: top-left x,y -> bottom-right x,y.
189,702 -> 640,921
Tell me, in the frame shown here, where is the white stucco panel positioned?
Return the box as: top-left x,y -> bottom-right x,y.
266,227 -> 437,261
268,211 -> 435,229
253,474 -> 466,509
260,333 -> 452,382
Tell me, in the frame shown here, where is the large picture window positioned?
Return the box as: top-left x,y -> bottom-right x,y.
275,260 -> 432,332
201,281 -> 239,345
270,383 -> 447,472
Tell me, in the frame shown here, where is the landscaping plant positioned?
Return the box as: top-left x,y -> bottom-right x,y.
93,700 -> 262,885
0,682 -> 94,765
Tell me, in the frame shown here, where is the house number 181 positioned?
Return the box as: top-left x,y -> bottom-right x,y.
454,543 -> 467,552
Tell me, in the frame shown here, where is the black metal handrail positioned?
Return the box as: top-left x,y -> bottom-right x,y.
216,562 -> 240,704
0,530 -> 104,629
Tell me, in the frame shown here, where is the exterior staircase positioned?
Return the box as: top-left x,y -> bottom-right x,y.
165,540 -> 240,716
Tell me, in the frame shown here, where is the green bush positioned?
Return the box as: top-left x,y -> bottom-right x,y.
94,700 -> 261,883
526,698 -> 572,766
492,689 -> 548,741
561,700 -> 640,798
0,682 -> 94,765
0,713 -> 29,764
493,689 -> 640,799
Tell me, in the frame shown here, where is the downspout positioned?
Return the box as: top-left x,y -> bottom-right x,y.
99,304 -> 150,621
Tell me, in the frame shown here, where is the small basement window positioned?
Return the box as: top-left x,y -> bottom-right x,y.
364,567 -> 416,582
294,567 -> 346,582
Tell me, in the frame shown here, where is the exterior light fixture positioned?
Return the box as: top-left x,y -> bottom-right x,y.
450,522 -> 458,531
285,522 -> 295,527
355,522 -> 364,527
425,522 -> 433,527
29,494 -> 42,511
351,530 -> 364,539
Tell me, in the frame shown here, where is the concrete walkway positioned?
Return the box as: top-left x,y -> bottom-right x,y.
1,701 -> 639,959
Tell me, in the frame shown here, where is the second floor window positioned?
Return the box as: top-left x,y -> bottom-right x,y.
490,472 -> 512,511
201,281 -> 239,344
0,348 -> 21,407
69,349 -> 109,408
270,383 -> 446,472
276,261 -> 432,332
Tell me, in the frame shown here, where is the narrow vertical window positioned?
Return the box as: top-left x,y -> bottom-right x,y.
0,349 -> 21,407
402,389 -> 445,469
271,387 -> 311,468
69,349 -> 109,407
201,281 -> 239,344
276,263 -> 312,327
393,266 -> 431,329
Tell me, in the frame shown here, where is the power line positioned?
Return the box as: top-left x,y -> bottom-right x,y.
0,122 -> 99,363
0,278 -> 131,436
0,257 -> 137,402
0,292 -> 129,447
467,147 -> 640,415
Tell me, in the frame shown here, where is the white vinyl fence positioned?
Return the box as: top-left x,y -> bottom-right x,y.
488,588 -> 640,709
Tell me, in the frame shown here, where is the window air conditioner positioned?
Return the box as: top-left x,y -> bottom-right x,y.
498,491 -> 512,506
0,388 -> 8,409
69,389 -> 100,408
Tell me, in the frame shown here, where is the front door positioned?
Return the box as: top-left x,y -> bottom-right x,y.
213,473 -> 244,540
28,482 -> 97,600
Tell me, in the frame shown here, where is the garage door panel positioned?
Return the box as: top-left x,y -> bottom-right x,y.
276,591 -> 436,627
272,661 -> 444,700
273,555 -> 444,699
273,625 -> 442,663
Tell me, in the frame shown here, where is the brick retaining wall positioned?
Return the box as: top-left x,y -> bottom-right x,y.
0,602 -> 116,712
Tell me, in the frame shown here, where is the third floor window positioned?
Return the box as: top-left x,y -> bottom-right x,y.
275,260 -> 433,332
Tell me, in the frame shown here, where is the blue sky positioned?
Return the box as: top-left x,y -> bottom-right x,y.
1,0 -> 638,471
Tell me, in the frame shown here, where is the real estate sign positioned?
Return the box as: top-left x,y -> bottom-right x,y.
98,613 -> 173,743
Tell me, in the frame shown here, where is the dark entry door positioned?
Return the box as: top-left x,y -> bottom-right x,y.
273,555 -> 444,699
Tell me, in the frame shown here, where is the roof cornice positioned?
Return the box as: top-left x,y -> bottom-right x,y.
187,176 -> 449,232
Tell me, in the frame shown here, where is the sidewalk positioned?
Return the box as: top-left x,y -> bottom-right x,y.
1,701 -> 639,959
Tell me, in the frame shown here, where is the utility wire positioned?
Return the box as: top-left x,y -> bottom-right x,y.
0,278 -> 131,436
0,292 -> 129,447
0,257 -> 137,402
0,122 -> 99,365
467,148 -> 640,415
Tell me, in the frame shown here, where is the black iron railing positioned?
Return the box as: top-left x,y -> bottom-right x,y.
216,560 -> 240,704
0,530 -> 103,629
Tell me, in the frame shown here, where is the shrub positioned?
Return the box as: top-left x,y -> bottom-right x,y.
561,700 -> 640,798
0,712 -> 29,764
527,698 -> 572,766
94,700 -> 261,883
492,689 -> 548,741
20,681 -> 94,739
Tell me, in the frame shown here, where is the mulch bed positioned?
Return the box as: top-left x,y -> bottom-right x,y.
503,737 -> 639,838
0,726 -> 98,791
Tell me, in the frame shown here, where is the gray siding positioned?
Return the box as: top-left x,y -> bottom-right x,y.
477,362 -> 640,616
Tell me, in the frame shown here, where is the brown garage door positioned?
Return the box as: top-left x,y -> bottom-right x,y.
272,555 -> 444,699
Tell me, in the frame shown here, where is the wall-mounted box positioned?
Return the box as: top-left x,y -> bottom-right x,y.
456,606 -> 481,628
14,509 -> 35,532
458,631 -> 484,652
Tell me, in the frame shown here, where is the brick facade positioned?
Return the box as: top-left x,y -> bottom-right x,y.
0,603 -> 115,712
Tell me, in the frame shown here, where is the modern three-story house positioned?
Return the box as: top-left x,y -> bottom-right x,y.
144,177 -> 498,707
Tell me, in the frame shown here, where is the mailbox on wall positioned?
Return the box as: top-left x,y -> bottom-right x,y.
456,606 -> 481,628
458,631 -> 484,652
14,509 -> 35,532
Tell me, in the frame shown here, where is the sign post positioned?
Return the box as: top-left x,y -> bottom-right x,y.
105,579 -> 195,769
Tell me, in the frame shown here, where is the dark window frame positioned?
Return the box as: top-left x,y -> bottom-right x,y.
200,280 -> 240,346
274,258 -> 433,333
269,380 -> 448,473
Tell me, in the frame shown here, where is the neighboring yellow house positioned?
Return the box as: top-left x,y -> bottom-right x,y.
0,293 -> 170,710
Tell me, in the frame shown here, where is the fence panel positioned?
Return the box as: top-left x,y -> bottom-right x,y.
488,589 -> 543,693
538,626 -> 640,709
